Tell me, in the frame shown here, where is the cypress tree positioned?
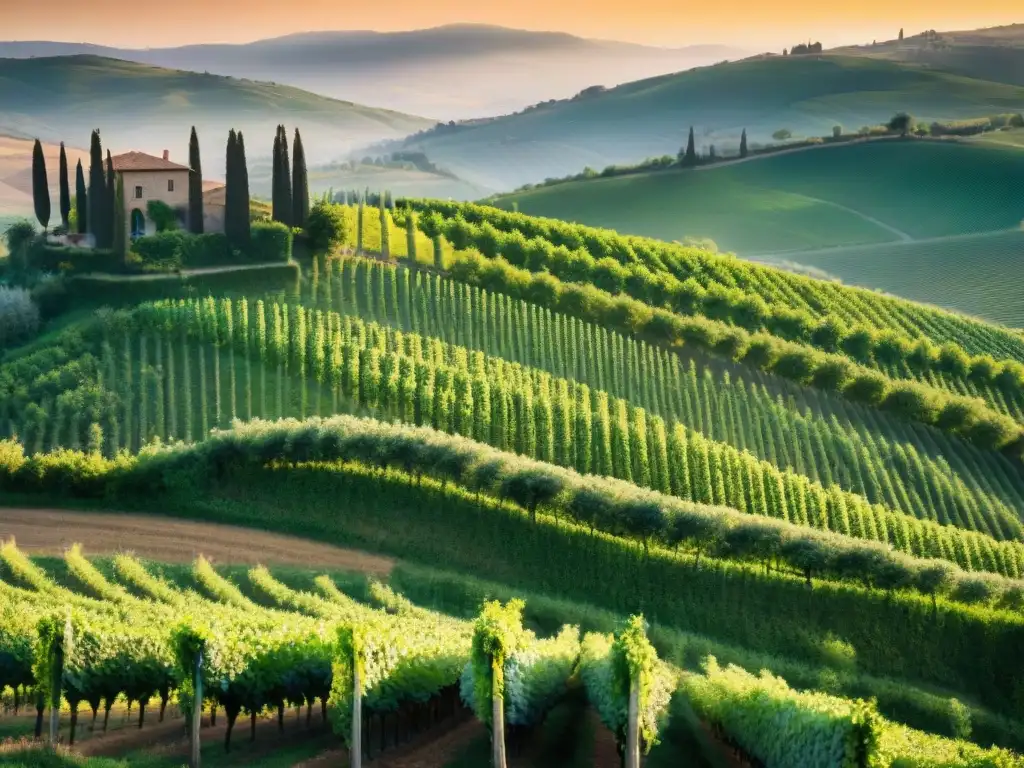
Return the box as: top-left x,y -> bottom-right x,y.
271,127 -> 282,223
292,128 -> 310,229
739,129 -> 748,158
279,126 -> 292,227
87,130 -> 105,244
237,132 -> 251,242
105,151 -> 116,250
225,130 -> 238,243
112,173 -> 126,260
681,126 -> 697,167
74,160 -> 87,234
58,142 -> 70,229
188,126 -> 204,234
31,139 -> 50,230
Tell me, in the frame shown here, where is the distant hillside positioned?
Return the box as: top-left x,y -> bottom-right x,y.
833,24 -> 1024,87
0,26 -> 752,120
0,55 -> 433,172
0,134 -> 90,220
384,54 -> 1024,192
489,137 -> 1024,325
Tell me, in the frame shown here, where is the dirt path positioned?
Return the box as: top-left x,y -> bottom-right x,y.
588,710 -> 621,768
292,715 -> 483,768
73,261 -> 290,282
0,508 -> 394,575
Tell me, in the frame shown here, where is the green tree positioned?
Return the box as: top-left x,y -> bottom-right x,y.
888,112 -> 914,137
188,126 -> 204,234
278,125 -> 293,227
306,201 -> 348,254
271,126 -> 283,223
105,151 -> 116,250
74,160 -> 87,235
679,127 -> 697,167
225,130 -> 251,245
31,139 -> 51,230
292,128 -> 310,229
772,128 -> 792,141
112,173 -> 126,260
58,142 -> 70,229
739,129 -> 748,158
899,28 -> 904,41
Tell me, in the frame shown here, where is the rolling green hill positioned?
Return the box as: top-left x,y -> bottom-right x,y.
490,137 -> 1024,325
833,24 -> 1024,88
4,185 -> 1024,765
759,230 -> 1024,330
390,54 -> 1024,192
0,55 -> 433,168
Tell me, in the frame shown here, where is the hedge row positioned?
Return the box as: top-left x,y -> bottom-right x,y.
2,415 -> 1023,613
132,222 -> 293,271
440,250 -> 1024,454
407,201 -> 1024,413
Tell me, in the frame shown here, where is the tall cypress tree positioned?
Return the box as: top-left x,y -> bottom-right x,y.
74,160 -> 87,234
58,142 -> 70,229
279,126 -> 292,227
105,150 -> 116,250
88,130 -> 104,244
271,127 -> 282,223
292,128 -> 310,229
188,126 -> 204,234
112,173 -> 126,260
681,126 -> 697,167
739,129 -> 748,159
225,129 -> 239,244
31,139 -> 51,230
236,131 -> 251,242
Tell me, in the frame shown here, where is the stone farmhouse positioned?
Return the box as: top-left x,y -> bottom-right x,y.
109,150 -> 225,241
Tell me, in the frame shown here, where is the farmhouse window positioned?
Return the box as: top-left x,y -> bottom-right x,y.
134,186 -> 143,199
168,179 -> 174,192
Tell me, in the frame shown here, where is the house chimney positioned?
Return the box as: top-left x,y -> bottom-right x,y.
162,150 -> 169,161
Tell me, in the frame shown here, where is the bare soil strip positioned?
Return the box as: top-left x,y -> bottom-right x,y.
0,508 -> 394,576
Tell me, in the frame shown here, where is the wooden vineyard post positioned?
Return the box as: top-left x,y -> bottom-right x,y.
491,655 -> 507,768
190,649 -> 203,768
625,675 -> 640,768
351,655 -> 362,768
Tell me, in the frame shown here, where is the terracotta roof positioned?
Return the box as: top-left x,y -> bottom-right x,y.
111,151 -> 190,173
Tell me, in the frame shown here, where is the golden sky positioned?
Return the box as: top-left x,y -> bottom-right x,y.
3,0 -> 1020,48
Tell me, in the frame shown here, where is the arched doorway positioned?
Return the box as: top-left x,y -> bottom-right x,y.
130,209 -> 146,240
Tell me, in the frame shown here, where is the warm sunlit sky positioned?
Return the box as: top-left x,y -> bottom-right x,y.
1,0 -> 1020,49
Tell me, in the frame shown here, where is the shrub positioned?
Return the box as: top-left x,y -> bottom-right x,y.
832,125 -> 843,138
132,231 -> 187,271
306,202 -> 348,255
146,200 -> 180,232
772,128 -> 793,141
247,221 -> 293,263
177,233 -> 232,268
844,372 -> 888,405
3,219 -> 37,271
879,382 -> 941,424
0,286 -> 40,348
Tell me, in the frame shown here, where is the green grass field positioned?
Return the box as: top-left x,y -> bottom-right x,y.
493,139 -> 1024,252
490,138 -> 1024,325
762,229 -> 1024,329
